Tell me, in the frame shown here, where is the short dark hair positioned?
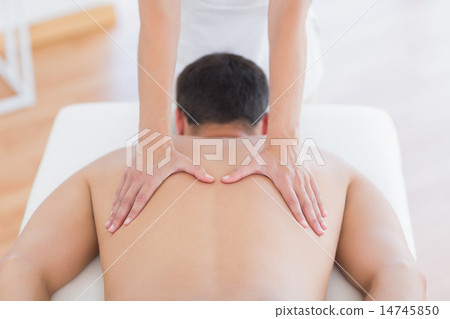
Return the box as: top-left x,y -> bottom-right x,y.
176,53 -> 268,127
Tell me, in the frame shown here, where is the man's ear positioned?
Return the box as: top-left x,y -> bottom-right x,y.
261,114 -> 268,135
175,108 -> 185,135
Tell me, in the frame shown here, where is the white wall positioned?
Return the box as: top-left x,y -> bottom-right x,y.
26,0 -> 113,25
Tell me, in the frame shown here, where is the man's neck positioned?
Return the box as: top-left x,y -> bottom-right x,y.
187,123 -> 254,138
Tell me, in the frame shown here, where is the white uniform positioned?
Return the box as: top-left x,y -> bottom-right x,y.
172,0 -> 323,131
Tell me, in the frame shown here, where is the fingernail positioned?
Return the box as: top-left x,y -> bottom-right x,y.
108,225 -> 115,232
222,175 -> 230,180
105,220 -> 111,228
300,220 -> 308,228
124,217 -> 131,225
321,221 -> 328,230
323,210 -> 328,217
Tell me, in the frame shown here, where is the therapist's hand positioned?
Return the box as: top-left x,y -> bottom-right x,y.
221,143 -> 327,236
106,142 -> 214,233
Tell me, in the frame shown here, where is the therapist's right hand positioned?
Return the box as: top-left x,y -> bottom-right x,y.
105,142 -> 214,233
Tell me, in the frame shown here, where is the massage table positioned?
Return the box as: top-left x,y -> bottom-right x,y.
19,102 -> 416,300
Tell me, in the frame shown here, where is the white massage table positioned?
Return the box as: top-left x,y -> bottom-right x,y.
19,102 -> 416,300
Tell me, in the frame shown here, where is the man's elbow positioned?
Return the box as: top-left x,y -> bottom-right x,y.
396,261 -> 427,297
0,253 -> 50,300
370,260 -> 427,301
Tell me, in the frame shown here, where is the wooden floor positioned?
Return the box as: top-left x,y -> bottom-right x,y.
314,0 -> 450,301
0,0 -> 449,300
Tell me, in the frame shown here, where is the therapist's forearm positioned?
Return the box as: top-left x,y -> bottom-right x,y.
138,0 -> 181,134
267,0 -> 311,138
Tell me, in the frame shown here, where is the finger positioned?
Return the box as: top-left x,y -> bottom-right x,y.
297,187 -> 324,236
182,164 -> 214,183
110,167 -> 132,215
307,169 -> 327,218
113,170 -> 136,210
221,164 -> 256,183
106,169 -> 134,229
108,179 -> 144,233
112,167 -> 129,208
107,170 -> 142,230
277,182 -> 308,228
305,181 -> 327,231
124,179 -> 162,226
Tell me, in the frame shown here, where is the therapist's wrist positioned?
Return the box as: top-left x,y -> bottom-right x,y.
266,127 -> 300,140
138,121 -> 170,136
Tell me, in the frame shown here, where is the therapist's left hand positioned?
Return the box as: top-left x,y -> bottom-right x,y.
221,143 -> 327,236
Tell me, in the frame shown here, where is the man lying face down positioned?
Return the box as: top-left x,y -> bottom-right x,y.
0,53 -> 426,301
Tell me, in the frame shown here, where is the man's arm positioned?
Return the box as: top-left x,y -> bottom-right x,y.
0,171 -> 98,300
336,171 -> 426,300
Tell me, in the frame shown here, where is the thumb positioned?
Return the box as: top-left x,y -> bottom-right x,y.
183,164 -> 215,183
221,165 -> 256,183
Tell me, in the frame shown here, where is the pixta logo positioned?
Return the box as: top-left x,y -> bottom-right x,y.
126,130 -> 326,175
126,129 -> 172,175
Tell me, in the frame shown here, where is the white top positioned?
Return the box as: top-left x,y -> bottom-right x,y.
175,0 -> 323,101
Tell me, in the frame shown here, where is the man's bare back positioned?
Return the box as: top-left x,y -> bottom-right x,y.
0,135 -> 425,300
86,136 -> 349,300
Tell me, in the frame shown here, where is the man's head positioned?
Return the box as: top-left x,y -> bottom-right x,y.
175,53 -> 268,137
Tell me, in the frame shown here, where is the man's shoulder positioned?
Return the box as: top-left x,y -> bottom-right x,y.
81,148 -> 126,182
307,149 -> 355,188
